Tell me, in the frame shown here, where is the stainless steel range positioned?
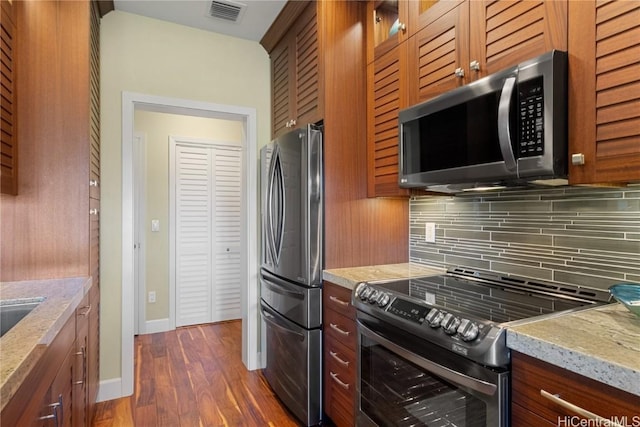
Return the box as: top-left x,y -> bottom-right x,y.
352,268 -> 611,427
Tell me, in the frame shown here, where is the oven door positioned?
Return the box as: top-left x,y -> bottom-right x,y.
356,313 -> 509,427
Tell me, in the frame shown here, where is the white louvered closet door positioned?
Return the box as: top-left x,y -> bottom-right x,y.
175,144 -> 242,327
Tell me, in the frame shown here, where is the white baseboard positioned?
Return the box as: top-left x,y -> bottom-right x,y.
143,318 -> 172,334
96,378 -> 125,402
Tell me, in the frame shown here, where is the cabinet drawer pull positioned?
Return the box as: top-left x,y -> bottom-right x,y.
330,371 -> 349,390
89,179 -> 99,187
329,295 -> 349,307
329,350 -> 349,367
470,60 -> 480,72
540,389 -> 624,427
329,323 -> 350,336
454,67 -> 465,78
89,208 -> 99,215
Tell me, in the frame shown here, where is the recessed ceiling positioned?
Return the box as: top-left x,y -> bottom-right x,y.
114,0 -> 287,42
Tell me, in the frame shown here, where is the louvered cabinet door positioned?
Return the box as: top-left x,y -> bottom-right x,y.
1,0 -> 17,195
408,2 -> 469,105
271,37 -> 293,138
293,2 -> 322,129
568,1 -> 640,185
269,2 -> 321,139
469,0 -> 567,79
367,43 -> 409,197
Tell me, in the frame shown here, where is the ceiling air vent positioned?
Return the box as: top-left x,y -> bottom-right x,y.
207,0 -> 247,23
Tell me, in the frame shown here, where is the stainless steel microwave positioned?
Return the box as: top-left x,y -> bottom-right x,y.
399,50 -> 568,192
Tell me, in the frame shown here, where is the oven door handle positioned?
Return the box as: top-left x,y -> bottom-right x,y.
358,320 -> 497,396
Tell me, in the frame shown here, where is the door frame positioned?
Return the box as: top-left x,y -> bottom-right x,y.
133,132 -> 147,335
121,91 -> 259,397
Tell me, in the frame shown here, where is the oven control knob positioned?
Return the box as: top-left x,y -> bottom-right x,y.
368,289 -> 380,303
377,292 -> 390,307
425,308 -> 444,328
359,286 -> 372,301
354,282 -> 368,299
441,313 -> 461,335
457,319 -> 479,341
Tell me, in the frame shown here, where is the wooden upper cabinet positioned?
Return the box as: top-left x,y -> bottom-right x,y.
468,0 -> 567,78
367,42 -> 410,197
407,0 -> 567,105
1,0 -> 18,195
568,0 -> 640,185
269,2 -> 322,138
407,2 -> 469,106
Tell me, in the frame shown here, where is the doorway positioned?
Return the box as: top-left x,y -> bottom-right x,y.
121,92 -> 259,398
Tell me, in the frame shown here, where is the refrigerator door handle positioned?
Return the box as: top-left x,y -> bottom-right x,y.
262,276 -> 305,299
266,146 -> 280,265
275,149 -> 286,262
260,303 -> 305,340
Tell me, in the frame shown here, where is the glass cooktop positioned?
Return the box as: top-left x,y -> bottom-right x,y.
373,272 -> 608,324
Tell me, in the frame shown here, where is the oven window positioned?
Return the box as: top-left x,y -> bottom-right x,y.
360,336 -> 487,426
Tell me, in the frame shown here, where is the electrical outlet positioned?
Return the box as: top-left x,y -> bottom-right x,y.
425,222 -> 436,243
148,291 -> 156,303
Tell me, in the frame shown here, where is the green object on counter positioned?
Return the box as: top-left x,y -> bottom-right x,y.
609,284 -> 640,317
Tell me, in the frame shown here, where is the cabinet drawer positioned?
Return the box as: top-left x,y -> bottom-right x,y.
323,281 -> 355,319
325,335 -> 355,386
324,336 -> 355,427
512,352 -> 640,423
512,402 -> 555,427
324,307 -> 356,351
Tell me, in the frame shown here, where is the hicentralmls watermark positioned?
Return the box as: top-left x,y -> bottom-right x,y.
557,416 -> 640,427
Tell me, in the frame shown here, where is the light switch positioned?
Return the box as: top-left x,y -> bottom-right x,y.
151,219 -> 160,232
425,222 -> 436,243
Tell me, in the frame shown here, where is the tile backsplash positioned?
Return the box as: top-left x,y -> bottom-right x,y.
409,185 -> 640,291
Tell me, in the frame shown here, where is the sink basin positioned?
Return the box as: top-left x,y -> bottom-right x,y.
0,298 -> 44,337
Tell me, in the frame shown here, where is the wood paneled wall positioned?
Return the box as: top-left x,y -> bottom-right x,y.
321,1 -> 408,269
0,0 -> 91,281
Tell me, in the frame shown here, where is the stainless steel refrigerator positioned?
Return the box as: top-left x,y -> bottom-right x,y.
260,124 -> 323,426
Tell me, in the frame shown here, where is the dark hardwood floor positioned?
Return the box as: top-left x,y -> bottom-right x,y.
93,320 -> 301,426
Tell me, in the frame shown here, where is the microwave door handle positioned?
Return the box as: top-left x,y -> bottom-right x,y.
498,76 -> 517,172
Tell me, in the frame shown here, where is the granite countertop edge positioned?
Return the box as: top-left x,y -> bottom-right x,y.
507,328 -> 639,396
506,303 -> 640,397
0,276 -> 92,411
322,262 -> 446,290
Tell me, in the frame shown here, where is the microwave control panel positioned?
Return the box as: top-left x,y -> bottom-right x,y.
518,76 -> 544,157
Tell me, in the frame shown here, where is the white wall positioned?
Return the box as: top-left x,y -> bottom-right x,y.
100,10 -> 270,384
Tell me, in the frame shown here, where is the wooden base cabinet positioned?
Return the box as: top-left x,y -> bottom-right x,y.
323,281 -> 357,427
511,352 -> 640,426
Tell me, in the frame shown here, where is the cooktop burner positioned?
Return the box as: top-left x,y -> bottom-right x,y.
373,271 -> 604,324
352,268 -> 611,367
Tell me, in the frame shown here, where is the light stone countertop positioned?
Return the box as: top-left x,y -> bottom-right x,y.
507,303 -> 640,396
322,262 -> 446,290
0,277 -> 91,411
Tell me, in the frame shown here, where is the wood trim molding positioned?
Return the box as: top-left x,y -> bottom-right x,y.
260,0 -> 309,53
95,0 -> 114,18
